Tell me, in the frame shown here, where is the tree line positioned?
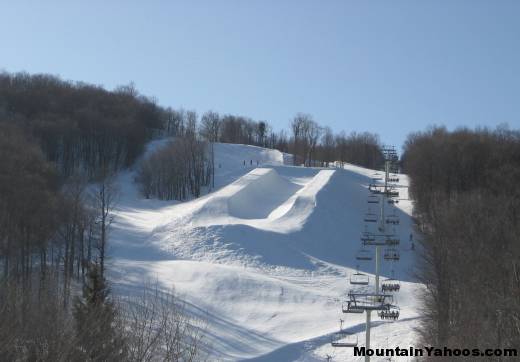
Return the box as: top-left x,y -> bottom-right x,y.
134,109 -> 384,200
0,72 -> 164,178
402,126 -> 520,355
0,71 -> 384,182
196,110 -> 384,169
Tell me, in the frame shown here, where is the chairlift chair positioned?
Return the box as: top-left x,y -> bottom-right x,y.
381,277 -> 401,293
364,212 -> 378,223
356,248 -> 373,261
361,231 -> 376,243
385,236 -> 400,246
346,292 -> 394,311
385,215 -> 400,225
342,301 -> 364,314
367,195 -> 379,204
331,330 -> 358,347
372,172 -> 382,180
378,305 -> 400,321
389,164 -> 399,172
383,248 -> 400,261
369,184 -> 382,194
385,189 -> 399,197
350,271 -> 369,286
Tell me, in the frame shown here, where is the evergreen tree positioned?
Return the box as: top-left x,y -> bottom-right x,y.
73,263 -> 127,361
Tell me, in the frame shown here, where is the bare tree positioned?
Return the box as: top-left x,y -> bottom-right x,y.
92,172 -> 118,278
200,111 -> 221,189
200,111 -> 220,143
290,113 -> 321,166
124,282 -> 206,362
305,119 -> 322,166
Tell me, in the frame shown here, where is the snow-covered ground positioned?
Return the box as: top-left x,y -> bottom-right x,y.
107,140 -> 423,361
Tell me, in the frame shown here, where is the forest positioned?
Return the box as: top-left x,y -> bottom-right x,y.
402,126 -> 520,355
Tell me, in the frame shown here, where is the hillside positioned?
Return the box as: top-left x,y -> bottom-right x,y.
108,141 -> 422,361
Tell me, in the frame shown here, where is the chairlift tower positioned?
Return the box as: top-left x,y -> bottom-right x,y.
334,145 -> 403,362
365,146 -> 399,361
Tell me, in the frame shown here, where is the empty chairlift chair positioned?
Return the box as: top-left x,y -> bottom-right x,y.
331,330 -> 358,347
342,301 -> 364,314
367,195 -> 379,204
345,291 -> 394,312
364,211 -> 378,223
356,248 -> 373,261
350,270 -> 369,285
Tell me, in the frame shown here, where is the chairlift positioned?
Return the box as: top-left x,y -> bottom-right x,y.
383,248 -> 400,261
367,195 -> 379,204
331,330 -> 358,347
385,236 -> 400,246
342,301 -> 364,314
381,273 -> 401,293
385,215 -> 400,225
369,184 -> 382,194
364,212 -> 378,223
346,292 -> 394,311
378,305 -> 400,321
356,248 -> 373,261
361,230 -> 376,242
385,189 -> 399,197
372,172 -> 382,178
350,271 -> 369,286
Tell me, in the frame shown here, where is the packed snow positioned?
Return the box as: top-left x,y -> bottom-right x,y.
107,140 -> 423,361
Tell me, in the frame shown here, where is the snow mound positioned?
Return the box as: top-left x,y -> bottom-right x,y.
217,168 -> 302,219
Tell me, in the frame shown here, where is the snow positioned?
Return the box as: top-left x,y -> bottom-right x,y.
107,140 -> 423,361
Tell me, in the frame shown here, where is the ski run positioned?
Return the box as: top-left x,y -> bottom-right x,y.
107,140 -> 423,361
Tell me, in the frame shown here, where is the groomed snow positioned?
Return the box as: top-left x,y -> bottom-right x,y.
108,140 -> 423,361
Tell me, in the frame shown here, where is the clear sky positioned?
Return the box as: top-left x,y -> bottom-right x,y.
1,0 -> 519,148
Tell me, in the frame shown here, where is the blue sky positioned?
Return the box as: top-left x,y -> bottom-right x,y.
1,0 -> 519,148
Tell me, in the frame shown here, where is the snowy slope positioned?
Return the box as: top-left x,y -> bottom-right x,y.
108,140 -> 423,361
